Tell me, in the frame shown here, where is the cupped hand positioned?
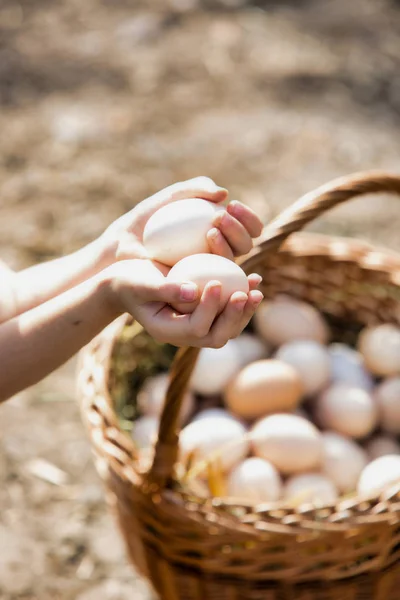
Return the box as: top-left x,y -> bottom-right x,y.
103,259 -> 263,348
101,176 -> 263,263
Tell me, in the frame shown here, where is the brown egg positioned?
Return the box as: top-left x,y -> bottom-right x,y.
358,324 -> 400,377
225,359 -> 303,420
254,296 -> 329,347
251,414 -> 323,475
374,377 -> 400,434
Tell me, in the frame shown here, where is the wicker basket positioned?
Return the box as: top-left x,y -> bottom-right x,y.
78,172 -> 400,600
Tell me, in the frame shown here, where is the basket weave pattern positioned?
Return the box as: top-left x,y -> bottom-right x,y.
78,173 -> 400,600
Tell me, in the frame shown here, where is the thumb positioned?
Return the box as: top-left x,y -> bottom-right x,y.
136,279 -> 199,305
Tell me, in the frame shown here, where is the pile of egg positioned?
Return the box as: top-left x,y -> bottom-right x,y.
132,295 -> 400,506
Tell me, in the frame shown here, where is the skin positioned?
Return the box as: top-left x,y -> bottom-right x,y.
0,177 -> 264,403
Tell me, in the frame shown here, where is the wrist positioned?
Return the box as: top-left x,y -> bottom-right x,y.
95,265 -> 126,320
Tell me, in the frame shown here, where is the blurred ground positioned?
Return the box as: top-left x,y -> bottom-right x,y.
1,0 -> 400,598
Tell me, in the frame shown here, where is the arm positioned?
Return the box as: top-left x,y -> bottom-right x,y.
1,176 -> 262,324
1,237 -> 113,323
0,259 -> 263,404
0,274 -> 117,402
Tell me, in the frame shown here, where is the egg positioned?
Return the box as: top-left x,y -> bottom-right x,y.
284,473 -> 338,505
276,340 -> 331,396
137,373 -> 194,423
235,333 -> 270,367
374,377 -> 400,434
357,455 -> 400,495
179,412 -> 249,472
143,198 -> 224,266
328,343 -> 374,391
191,408 -> 244,424
365,435 -> 400,460
225,359 -> 303,420
190,340 -> 242,396
227,457 -> 282,503
321,432 -> 368,494
358,324 -> 400,377
251,414 -> 323,475
131,415 -> 159,450
254,296 -> 329,347
166,253 -> 249,314
315,383 -> 378,439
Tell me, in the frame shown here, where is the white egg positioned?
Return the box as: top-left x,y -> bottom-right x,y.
143,198 -> 224,267
321,432 -> 368,494
358,324 -> 400,377
137,373 -> 194,423
328,343 -> 374,391
190,340 -> 242,396
276,340 -> 331,396
251,414 -> 323,475
191,408 -> 241,422
284,473 -> 338,505
254,296 -> 329,347
357,455 -> 400,495
365,435 -> 400,460
234,333 -> 270,367
375,377 -> 400,434
179,413 -> 249,472
166,253 -> 249,314
227,457 -> 282,503
315,383 -> 378,439
131,415 -> 159,450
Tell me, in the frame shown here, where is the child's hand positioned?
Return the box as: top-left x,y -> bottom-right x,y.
101,177 -> 263,264
102,259 -> 263,348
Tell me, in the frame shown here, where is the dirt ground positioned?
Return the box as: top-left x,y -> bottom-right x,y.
1,0 -> 400,598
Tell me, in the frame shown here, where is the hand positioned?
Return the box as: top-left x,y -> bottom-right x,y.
101,176 -> 263,263
103,259 -> 263,348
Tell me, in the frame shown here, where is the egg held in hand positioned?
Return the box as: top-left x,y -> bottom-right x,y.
143,198 -> 225,267
227,457 -> 282,503
276,340 -> 331,396
225,359 -> 303,420
166,254 -> 249,314
179,412 -> 249,473
251,414 -> 323,475
284,473 -> 338,505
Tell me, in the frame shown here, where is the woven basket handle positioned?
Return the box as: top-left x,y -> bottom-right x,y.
148,171 -> 400,489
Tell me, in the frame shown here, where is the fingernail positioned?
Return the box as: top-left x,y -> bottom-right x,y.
208,227 -> 220,240
253,293 -> 263,307
180,282 -> 197,302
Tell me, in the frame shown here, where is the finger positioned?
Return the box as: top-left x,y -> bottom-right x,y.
135,277 -> 199,305
206,291 -> 249,348
213,211 -> 253,257
227,290 -> 264,340
207,228 -> 235,261
227,201 -> 263,238
188,281 -> 222,338
248,273 -> 262,291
